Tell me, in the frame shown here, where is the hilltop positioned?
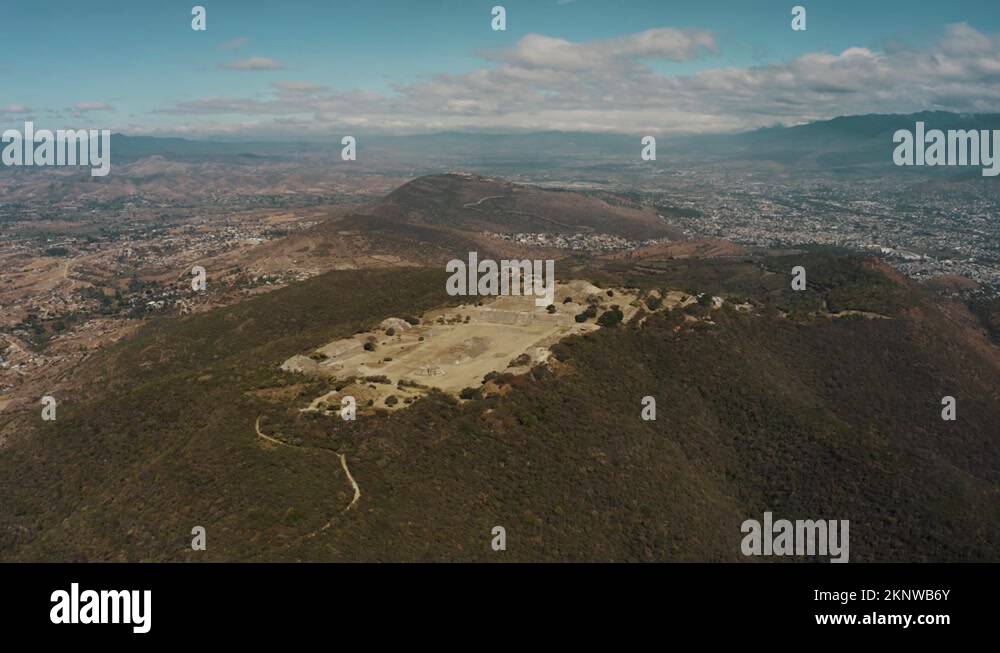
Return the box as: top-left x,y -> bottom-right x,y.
377,173 -> 677,239
0,230 -> 997,561
208,173 -> 681,278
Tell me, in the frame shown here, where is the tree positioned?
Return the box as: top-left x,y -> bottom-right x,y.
575,305 -> 598,323
597,307 -> 624,328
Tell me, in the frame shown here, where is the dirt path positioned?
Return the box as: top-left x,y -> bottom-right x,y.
254,416 -> 360,514
337,453 -> 361,512
254,416 -> 287,446
462,195 -> 505,208
821,299 -> 891,320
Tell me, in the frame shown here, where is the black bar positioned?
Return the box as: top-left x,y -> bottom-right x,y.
2,563 -> 993,642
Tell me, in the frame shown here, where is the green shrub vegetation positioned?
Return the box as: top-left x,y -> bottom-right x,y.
0,256 -> 996,562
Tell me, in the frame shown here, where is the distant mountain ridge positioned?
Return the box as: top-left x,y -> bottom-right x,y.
675,111 -> 1000,172
108,111 -> 1000,174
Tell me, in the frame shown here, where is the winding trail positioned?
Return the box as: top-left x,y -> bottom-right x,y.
254,416 -> 361,514
337,453 -> 361,512
462,195 -> 505,209
254,416 -> 287,446
820,299 -> 891,320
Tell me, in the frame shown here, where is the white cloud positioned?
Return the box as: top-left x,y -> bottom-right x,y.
72,102 -> 114,112
157,23 -> 1000,135
221,57 -> 284,71
487,28 -> 717,71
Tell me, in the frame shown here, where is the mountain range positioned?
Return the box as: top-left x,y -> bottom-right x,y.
98,111 -> 1000,175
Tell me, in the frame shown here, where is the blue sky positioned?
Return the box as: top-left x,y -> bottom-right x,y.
3,0 -> 999,136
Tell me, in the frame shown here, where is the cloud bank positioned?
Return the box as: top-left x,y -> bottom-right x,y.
150,23 -> 1000,136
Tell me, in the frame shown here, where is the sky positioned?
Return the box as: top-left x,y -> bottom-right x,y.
2,0 -> 999,138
